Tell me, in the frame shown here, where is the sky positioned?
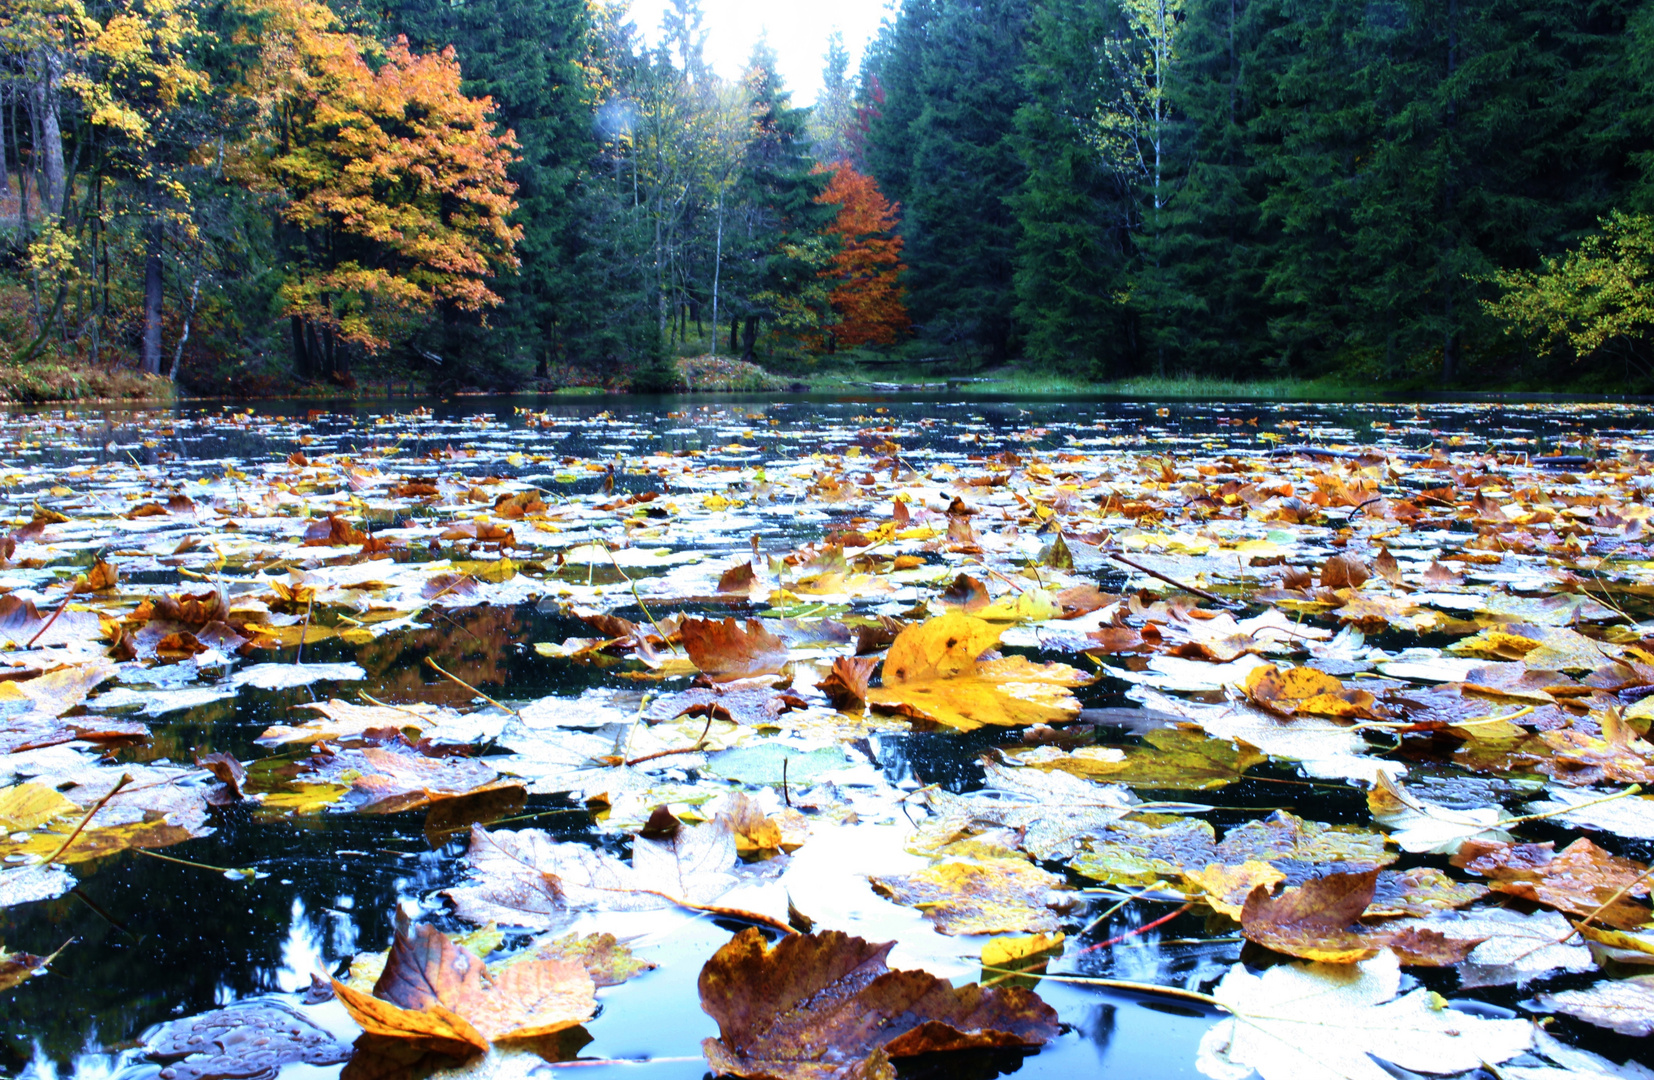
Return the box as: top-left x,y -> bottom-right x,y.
624,0 -> 892,105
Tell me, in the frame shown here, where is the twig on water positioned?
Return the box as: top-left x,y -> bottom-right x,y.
423,657 -> 520,719
1108,552 -> 1239,609
44,773 -> 132,866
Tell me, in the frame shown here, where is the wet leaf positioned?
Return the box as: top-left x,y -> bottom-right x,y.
682,618 -> 789,681
0,940 -> 68,993
1451,836 -> 1652,929
257,699 -> 450,746
1197,949 -> 1531,1080
332,922 -> 595,1052
1368,773 -> 1513,853
1188,860 -> 1288,919
871,853 -> 1073,935
866,614 -> 1089,731
0,865 -> 75,908
1071,815 -> 1218,886
146,1001 -> 352,1079
1215,810 -> 1393,869
1014,727 -> 1264,790
698,928 -> 1058,1080
1244,664 -> 1382,720
1240,870 -> 1383,962
1532,976 -> 1654,1036
0,782 -> 79,830
503,932 -> 656,987
816,656 -> 876,712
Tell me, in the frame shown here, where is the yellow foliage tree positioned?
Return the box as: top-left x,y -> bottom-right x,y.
229,0 -> 521,377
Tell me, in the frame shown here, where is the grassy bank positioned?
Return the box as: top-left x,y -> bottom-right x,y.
0,362 -> 175,404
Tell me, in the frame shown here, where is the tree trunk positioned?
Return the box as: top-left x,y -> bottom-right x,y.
168,277 -> 200,378
29,52 -> 66,218
306,320 -> 327,377
741,316 -> 758,361
140,218 -> 164,375
709,198 -> 724,356
292,316 -> 312,379
730,314 -> 738,354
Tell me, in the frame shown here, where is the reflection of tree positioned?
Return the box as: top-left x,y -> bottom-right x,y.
0,816 -> 445,1070
352,606 -> 526,706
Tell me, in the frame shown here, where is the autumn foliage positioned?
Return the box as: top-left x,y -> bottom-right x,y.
814,162 -> 909,347
231,0 -> 521,352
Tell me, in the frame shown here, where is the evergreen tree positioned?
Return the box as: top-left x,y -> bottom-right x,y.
1011,0 -> 1135,375
863,0 -> 1030,360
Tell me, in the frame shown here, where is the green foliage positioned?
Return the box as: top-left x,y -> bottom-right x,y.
1487,211 -> 1654,374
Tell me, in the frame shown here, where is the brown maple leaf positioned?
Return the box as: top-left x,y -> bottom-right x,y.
699,929 -> 1057,1080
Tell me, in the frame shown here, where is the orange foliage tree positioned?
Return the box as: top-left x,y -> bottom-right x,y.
230,0 -> 520,377
815,162 -> 909,348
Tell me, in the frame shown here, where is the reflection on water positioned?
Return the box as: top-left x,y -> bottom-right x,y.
3,394 -> 1652,1078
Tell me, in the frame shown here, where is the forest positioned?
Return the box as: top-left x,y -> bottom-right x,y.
2,0 -> 1654,396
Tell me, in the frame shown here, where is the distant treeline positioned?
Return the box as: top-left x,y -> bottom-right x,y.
3,0 -> 1651,393
856,0 -> 1654,385
0,0 -> 908,392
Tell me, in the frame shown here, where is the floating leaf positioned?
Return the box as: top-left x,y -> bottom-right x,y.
681,618 -> 789,681
1244,664 -> 1382,720
698,928 -> 1058,1080
871,854 -> 1072,935
0,940 -> 68,993
1014,727 -> 1264,790
1368,773 -> 1512,853
1452,836 -> 1652,929
1196,949 -> 1531,1080
1532,976 -> 1654,1036
867,613 -> 1089,731
146,1001 -> 352,1079
332,922 -> 595,1053
1240,870 -> 1383,963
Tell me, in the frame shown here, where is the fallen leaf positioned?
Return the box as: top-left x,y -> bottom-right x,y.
1015,727 -> 1264,790
332,921 -> 595,1052
0,940 -> 69,993
867,613 -> 1090,731
1532,976 -> 1654,1036
146,1001 -> 352,1079
0,782 -> 79,830
1071,814 -> 1218,886
1240,870 -> 1383,963
816,656 -> 876,712
1244,664 -> 1382,720
698,928 -> 1058,1080
1368,773 -> 1512,853
1452,836 -> 1652,929
1196,949 -> 1531,1080
682,618 -> 790,681
256,699 -> 448,746
1188,860 -> 1288,918
871,853 -> 1073,935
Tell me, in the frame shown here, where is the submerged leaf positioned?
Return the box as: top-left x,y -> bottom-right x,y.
1014,728 -> 1264,790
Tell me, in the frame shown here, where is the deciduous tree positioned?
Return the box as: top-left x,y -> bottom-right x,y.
815,161 -> 908,347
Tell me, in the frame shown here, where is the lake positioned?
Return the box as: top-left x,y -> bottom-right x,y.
2,394 -> 1652,1080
